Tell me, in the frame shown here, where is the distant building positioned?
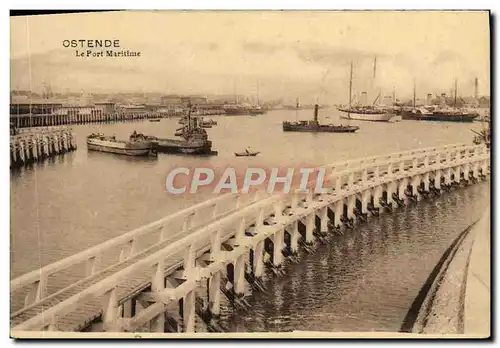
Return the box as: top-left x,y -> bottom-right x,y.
119,105 -> 147,114
478,96 -> 490,108
10,103 -> 62,115
54,105 -> 104,118
94,102 -> 116,114
161,95 -> 183,106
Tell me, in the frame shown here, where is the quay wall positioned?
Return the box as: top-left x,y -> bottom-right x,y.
405,205 -> 490,337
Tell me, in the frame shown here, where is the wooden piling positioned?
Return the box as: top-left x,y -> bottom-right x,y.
10,127 -> 77,169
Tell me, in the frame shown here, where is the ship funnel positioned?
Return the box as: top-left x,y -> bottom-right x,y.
360,92 -> 368,106
426,93 -> 432,105
314,104 -> 319,122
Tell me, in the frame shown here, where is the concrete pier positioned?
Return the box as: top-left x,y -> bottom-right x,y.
9,143 -> 490,335
10,127 -> 77,169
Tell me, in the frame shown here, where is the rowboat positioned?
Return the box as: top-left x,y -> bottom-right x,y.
234,151 -> 260,157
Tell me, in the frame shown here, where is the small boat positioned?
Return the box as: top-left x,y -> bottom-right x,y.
149,118 -> 161,122
86,131 -> 156,156
234,151 -> 260,157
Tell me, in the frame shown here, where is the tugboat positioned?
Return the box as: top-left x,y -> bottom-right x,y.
146,103 -> 215,155
86,131 -> 156,156
283,104 -> 359,133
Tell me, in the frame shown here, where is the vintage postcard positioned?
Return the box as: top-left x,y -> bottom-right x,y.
9,10 -> 490,339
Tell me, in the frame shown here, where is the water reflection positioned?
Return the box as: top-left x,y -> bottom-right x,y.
218,181 -> 489,332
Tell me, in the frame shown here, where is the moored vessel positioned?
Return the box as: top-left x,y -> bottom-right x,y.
86,131 -> 155,156
401,79 -> 479,123
282,104 -> 360,133
146,103 -> 215,155
338,60 -> 393,122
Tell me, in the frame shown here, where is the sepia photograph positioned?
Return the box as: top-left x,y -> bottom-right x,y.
9,10 -> 491,339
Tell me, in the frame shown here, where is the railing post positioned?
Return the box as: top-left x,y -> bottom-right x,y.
209,271 -> 221,316
210,230 -> 221,258
183,244 -> 196,278
305,213 -> 315,243
334,200 -> 343,227
464,163 -> 470,181
290,220 -> 300,253
335,175 -> 342,192
361,190 -> 370,214
183,291 -> 196,333
102,287 -> 119,332
454,166 -> 461,183
211,202 -> 218,219
234,255 -> 246,296
86,256 -> 99,276
423,172 -> 430,191
291,193 -> 299,209
253,240 -> 264,278
273,228 -> 284,266
274,200 -> 283,217
236,217 -> 246,244
347,195 -> 356,220
256,208 -> 265,228
151,260 -> 165,332
182,212 -> 195,232
348,173 -> 354,187
320,207 -> 329,232
387,161 -> 393,175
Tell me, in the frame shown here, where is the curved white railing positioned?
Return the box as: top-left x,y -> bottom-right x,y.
10,143 -> 468,298
11,144 -> 489,331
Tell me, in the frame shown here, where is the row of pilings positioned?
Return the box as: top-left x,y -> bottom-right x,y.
10,112 -> 183,128
10,127 -> 77,169
101,163 -> 489,334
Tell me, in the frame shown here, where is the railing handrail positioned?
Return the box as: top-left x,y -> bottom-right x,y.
10,192 -> 238,291
11,145 -> 489,331
8,143 -> 474,292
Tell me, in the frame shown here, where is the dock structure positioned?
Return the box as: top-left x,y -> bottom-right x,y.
10,113 -> 164,128
10,144 -> 490,335
10,127 -> 77,169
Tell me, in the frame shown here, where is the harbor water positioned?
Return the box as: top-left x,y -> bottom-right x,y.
10,108 -> 490,331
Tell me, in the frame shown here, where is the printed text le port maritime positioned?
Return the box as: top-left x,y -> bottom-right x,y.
62,39 -> 142,58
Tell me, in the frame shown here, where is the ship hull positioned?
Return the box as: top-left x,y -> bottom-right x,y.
86,139 -> 152,156
151,138 -> 212,155
223,108 -> 266,116
401,111 -> 478,122
282,124 -> 358,133
339,111 -> 393,122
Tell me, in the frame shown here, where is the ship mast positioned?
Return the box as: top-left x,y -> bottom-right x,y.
187,100 -> 192,131
295,97 -> 299,121
348,61 -> 353,119
256,80 -> 260,106
413,79 -> 416,108
454,78 -> 458,108
392,85 -> 395,106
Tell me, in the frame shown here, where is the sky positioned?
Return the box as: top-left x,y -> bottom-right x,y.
10,11 -> 490,104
